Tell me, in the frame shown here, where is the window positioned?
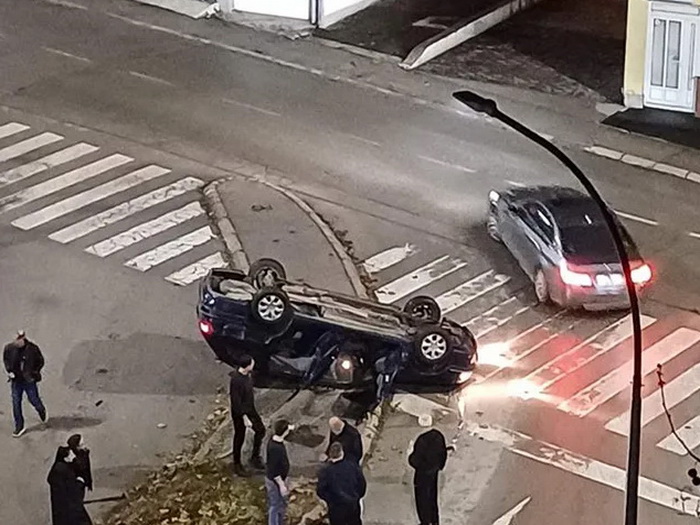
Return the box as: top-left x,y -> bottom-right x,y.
651,19 -> 667,87
524,203 -> 555,244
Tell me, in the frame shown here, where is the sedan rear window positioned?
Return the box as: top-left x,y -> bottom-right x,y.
560,225 -> 640,264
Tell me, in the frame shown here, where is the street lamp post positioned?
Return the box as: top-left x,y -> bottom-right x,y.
452,91 -> 644,525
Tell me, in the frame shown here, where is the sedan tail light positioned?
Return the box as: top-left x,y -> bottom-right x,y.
559,261 -> 593,287
199,319 -> 214,336
630,263 -> 652,285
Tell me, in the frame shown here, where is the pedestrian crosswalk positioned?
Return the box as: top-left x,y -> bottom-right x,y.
360,244 -> 700,458
0,119 -> 226,286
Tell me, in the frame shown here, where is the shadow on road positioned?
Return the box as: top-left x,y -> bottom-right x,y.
63,332 -> 226,396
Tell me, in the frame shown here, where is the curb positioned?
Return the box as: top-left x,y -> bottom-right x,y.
257,178 -> 369,299
202,180 -> 250,272
583,145 -> 700,185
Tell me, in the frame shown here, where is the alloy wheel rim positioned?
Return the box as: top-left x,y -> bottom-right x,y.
420,333 -> 447,360
535,272 -> 548,301
258,295 -> 284,321
487,216 -> 499,238
256,269 -> 279,288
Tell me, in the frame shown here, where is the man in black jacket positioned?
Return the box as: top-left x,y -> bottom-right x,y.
317,442 -> 366,525
322,416 -> 363,465
408,428 -> 452,525
229,354 -> 265,476
3,330 -> 47,437
67,434 -> 93,500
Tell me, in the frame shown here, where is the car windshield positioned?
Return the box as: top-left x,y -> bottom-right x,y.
560,224 -> 639,264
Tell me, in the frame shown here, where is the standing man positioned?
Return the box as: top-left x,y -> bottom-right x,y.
408,427 -> 452,525
317,442 -> 366,525
322,416 -> 363,465
265,419 -> 293,525
3,330 -> 47,437
229,354 -> 265,476
67,434 -> 93,500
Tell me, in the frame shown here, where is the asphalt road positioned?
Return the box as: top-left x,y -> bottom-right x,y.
1,1 -> 699,524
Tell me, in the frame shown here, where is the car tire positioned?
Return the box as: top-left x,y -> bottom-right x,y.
486,209 -> 502,242
534,268 -> 551,304
413,325 -> 453,367
251,287 -> 291,325
248,258 -> 287,289
403,296 -> 442,324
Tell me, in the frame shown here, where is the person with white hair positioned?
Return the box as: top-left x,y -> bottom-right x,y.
322,416 -> 363,464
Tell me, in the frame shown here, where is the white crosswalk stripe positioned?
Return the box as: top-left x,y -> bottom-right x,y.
0,122 -> 30,140
436,270 -> 510,315
165,252 -> 226,286
361,244 -> 417,274
0,132 -> 63,163
0,143 -> 99,188
0,120 -> 224,286
124,226 -> 215,272
85,202 -> 204,257
0,154 -> 133,214
11,164 -> 169,230
559,328 -> 700,417
48,177 -> 204,243
657,415 -> 700,455
375,255 -> 467,304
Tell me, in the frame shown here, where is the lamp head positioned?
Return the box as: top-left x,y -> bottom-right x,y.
453,91 -> 498,116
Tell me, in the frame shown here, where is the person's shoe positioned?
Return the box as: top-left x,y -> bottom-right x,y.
250,456 -> 265,470
233,464 -> 251,477
40,411 -> 48,424
12,427 -> 26,438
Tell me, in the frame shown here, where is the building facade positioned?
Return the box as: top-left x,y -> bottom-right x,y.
220,0 -> 376,27
623,0 -> 700,114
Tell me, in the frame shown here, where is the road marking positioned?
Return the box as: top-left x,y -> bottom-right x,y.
375,255 -> 467,304
361,244 -> 417,274
463,296 -> 529,338
606,347 -> 700,435
520,314 -> 657,394
436,270 -> 510,315
49,177 -> 204,243
689,232 -> 700,240
45,0 -> 88,9
165,252 -> 226,286
559,328 -> 700,417
417,155 -> 476,173
506,180 -> 526,187
222,98 -> 281,117
128,71 -> 175,87
657,414 -> 700,455
0,122 -> 30,139
0,132 -> 63,163
492,496 -> 531,525
0,154 -> 132,214
42,47 -> 92,63
124,226 -> 214,271
583,145 -> 624,161
463,419 -> 700,517
85,202 -> 204,257
0,143 -> 98,188
614,210 -> 658,226
11,164 -> 168,230
343,133 -> 381,147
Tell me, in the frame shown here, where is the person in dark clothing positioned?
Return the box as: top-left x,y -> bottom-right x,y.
47,446 -> 93,525
229,354 -> 265,476
322,417 -> 363,465
317,442 -> 367,525
265,419 -> 294,525
3,330 -> 47,437
67,433 -> 93,500
408,428 -> 452,525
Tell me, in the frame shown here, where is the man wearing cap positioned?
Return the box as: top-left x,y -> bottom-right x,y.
3,330 -> 47,437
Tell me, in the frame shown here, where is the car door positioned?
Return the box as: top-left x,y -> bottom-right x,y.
498,198 -> 528,265
520,203 -> 558,279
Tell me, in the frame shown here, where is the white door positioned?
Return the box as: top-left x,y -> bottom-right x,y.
645,14 -> 697,112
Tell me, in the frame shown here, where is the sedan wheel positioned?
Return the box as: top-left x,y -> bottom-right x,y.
486,213 -> 501,242
257,294 -> 285,322
420,332 -> 448,361
534,269 -> 550,304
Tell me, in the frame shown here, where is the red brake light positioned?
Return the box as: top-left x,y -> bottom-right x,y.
199,319 -> 213,336
630,263 -> 652,285
559,261 -> 593,287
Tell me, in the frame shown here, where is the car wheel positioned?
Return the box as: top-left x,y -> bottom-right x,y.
534,269 -> 551,304
403,296 -> 442,324
486,210 -> 502,242
413,325 -> 452,366
251,287 -> 290,324
248,258 -> 287,289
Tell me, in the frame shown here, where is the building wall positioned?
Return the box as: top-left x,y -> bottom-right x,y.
623,0 -> 648,108
233,0 -> 310,20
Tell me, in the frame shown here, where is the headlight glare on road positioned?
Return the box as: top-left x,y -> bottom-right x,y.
476,342 -> 511,368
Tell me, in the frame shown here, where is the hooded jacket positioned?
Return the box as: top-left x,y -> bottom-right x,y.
408,428 -> 448,475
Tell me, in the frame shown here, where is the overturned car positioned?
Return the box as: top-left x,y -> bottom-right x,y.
196,258 -> 478,401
